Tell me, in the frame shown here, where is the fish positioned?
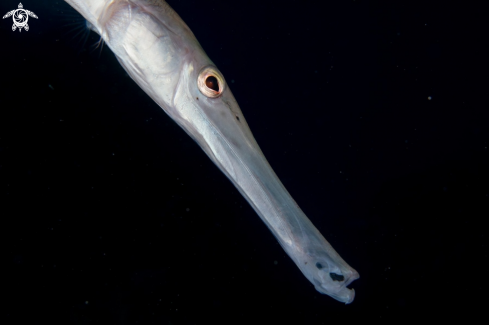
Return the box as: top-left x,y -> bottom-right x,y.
63,0 -> 359,303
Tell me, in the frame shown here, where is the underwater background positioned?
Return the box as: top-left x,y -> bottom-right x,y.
1,0 -> 487,323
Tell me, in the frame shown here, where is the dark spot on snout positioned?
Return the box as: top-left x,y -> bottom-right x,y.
329,273 -> 345,282
196,97 -> 199,100
315,262 -> 323,269
236,115 -> 240,122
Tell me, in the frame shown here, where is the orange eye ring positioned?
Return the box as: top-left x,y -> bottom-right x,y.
197,66 -> 225,98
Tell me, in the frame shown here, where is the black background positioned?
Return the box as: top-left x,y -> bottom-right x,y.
1,0 -> 487,324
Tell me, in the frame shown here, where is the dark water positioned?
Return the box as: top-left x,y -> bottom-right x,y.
1,0 -> 487,323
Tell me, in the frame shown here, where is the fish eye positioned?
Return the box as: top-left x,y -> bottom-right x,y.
197,66 -> 225,98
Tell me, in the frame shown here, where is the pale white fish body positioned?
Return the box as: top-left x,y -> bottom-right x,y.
64,0 -> 359,303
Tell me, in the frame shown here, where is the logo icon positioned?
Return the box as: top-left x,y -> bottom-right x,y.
3,3 -> 38,32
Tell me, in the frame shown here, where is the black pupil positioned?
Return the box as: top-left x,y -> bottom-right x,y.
206,76 -> 219,92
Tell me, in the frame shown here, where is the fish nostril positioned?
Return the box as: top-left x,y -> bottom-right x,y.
315,262 -> 323,269
329,272 -> 345,282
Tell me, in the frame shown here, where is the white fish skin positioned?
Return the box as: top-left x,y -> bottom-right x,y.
64,0 -> 359,303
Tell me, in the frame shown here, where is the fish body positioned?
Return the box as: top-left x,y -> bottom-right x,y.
64,0 -> 359,303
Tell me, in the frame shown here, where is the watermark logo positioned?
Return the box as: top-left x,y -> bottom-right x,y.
3,3 -> 38,32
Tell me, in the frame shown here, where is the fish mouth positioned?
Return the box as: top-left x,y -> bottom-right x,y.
316,270 -> 359,304
321,285 -> 356,304
315,284 -> 356,304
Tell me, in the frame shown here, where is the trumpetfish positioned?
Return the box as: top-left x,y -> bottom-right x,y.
64,0 -> 359,303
